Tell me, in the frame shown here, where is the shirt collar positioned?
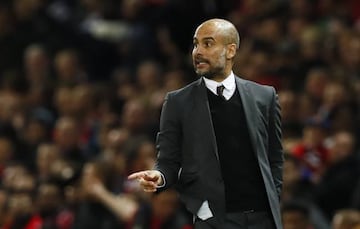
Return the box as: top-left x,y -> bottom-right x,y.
203,71 -> 236,95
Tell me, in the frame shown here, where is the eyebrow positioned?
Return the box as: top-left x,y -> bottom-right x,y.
193,37 -> 216,43
202,37 -> 215,41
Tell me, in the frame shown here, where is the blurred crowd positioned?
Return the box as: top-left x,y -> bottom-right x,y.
0,0 -> 360,228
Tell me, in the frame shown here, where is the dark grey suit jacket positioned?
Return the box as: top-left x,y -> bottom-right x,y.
155,76 -> 283,229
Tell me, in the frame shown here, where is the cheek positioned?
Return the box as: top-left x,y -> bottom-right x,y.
212,49 -> 226,59
220,48 -> 227,58
210,50 -> 226,66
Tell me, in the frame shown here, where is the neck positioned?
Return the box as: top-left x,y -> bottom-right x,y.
212,76 -> 227,82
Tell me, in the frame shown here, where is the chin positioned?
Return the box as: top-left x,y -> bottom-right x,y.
195,69 -> 210,78
195,70 -> 204,77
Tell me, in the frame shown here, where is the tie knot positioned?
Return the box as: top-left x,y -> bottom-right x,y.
216,85 -> 225,100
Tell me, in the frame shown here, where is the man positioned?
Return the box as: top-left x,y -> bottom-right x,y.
129,18 -> 283,229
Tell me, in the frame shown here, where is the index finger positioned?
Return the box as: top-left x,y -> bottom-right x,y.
127,171 -> 147,180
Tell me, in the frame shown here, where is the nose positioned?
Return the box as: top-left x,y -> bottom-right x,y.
192,45 -> 202,57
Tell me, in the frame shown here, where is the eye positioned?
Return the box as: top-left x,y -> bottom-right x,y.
204,41 -> 212,47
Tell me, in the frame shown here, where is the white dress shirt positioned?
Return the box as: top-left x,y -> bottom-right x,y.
203,71 -> 236,100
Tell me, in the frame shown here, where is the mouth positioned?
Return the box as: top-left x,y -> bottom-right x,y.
194,58 -> 209,68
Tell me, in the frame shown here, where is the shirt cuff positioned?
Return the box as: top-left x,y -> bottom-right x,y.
197,200 -> 213,220
156,171 -> 166,188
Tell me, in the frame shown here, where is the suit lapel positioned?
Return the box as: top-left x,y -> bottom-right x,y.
193,79 -> 220,161
235,77 -> 259,155
192,77 -> 260,161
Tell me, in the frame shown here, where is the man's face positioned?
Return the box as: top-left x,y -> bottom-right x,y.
192,23 -> 228,79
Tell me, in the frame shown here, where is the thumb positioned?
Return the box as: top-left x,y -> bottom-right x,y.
144,171 -> 159,182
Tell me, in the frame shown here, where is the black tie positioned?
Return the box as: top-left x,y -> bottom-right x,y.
216,85 -> 226,100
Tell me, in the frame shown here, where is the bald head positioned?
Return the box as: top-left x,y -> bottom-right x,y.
192,18 -> 239,81
197,19 -> 240,49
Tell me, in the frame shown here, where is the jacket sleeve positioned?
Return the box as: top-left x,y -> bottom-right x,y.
154,92 -> 182,190
268,88 -> 284,199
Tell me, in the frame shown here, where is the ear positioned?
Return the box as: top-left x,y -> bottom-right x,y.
226,44 -> 237,59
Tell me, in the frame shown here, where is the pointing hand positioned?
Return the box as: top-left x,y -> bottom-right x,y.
128,170 -> 163,192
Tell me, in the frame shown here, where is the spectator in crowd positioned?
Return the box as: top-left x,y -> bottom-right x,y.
282,200 -> 314,229
35,143 -> 61,182
298,68 -> 329,122
332,209 -> 360,229
131,189 -> 192,229
53,116 -> 87,166
16,108 -> 54,171
23,44 -> 54,110
291,118 -> 330,183
35,181 -> 74,229
72,160 -> 125,229
54,49 -> 87,86
278,90 -> 302,138
315,81 -> 355,134
282,153 -> 314,202
53,87 -> 74,117
0,137 -> 14,178
314,131 -> 359,220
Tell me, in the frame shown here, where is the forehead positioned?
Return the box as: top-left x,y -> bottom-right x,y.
193,23 -> 223,41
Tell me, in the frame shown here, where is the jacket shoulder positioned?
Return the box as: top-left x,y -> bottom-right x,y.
236,75 -> 275,95
167,78 -> 200,98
